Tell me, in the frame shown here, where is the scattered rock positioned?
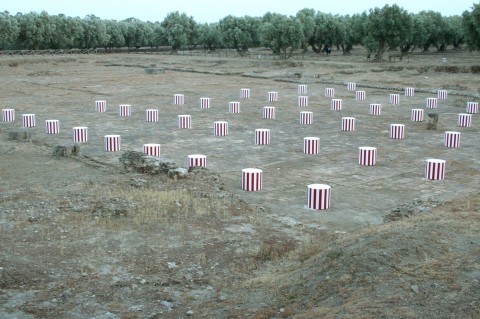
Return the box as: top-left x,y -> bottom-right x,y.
119,151 -> 187,178
411,284 -> 419,294
8,130 -> 32,141
52,144 -> 80,157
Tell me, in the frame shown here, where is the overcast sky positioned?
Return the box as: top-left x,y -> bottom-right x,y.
2,0 -> 478,23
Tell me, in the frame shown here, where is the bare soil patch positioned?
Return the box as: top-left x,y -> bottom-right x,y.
1,49 -> 479,318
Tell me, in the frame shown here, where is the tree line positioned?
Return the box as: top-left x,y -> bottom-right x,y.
1,3 -> 479,59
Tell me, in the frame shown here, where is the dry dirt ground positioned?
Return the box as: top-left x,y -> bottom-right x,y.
0,48 -> 479,319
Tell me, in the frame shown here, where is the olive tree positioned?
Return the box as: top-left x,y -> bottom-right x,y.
0,11 -> 19,49
363,4 -> 412,60
160,11 -> 198,51
259,13 -> 305,58
462,3 -> 480,50
218,15 -> 261,55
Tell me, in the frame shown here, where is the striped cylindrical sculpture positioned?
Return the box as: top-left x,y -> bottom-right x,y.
298,84 -> 308,95
303,137 -> 320,154
369,104 -> 382,116
146,109 -> 159,122
426,98 -> 438,109
267,91 -> 278,102
458,113 -> 472,127
95,100 -> 106,112
405,87 -> 415,97
331,99 -> 342,111
444,131 -> 461,148
347,82 -> 356,91
411,109 -> 424,122
213,121 -> 228,136
22,114 -> 36,128
119,104 -> 131,117
341,117 -> 356,131
389,94 -> 400,105
200,97 -> 211,109
174,94 -> 185,105
178,115 -> 191,129
143,143 -> 161,157
188,154 -> 207,168
356,90 -> 366,101
389,124 -> 405,139
437,90 -> 448,100
325,88 -> 335,98
359,146 -> 376,166
104,135 -> 120,152
228,101 -> 240,114
45,120 -> 59,134
300,111 -> 313,125
425,159 -> 446,180
2,109 -> 14,122
240,88 -> 250,99
263,106 -> 276,119
298,96 -> 308,107
307,184 -> 331,210
242,168 -> 263,191
466,102 -> 478,114
73,127 -> 88,143
255,129 -> 270,145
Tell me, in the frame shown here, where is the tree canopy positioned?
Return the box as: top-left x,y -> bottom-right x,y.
0,5 -> 476,58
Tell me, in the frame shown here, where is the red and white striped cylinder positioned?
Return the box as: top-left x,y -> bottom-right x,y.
347,82 -> 356,91
389,94 -> 400,105
255,129 -> 271,145
241,168 -> 263,191
298,96 -> 308,107
22,114 -> 36,128
369,104 -> 382,116
437,90 -> 448,100
300,111 -> 313,125
411,109 -> 424,122
458,113 -> 472,127
341,117 -> 356,131
425,159 -> 446,180
73,127 -> 88,143
444,131 -> 461,148
2,109 -> 15,122
466,102 -> 478,114
104,134 -> 121,152
307,184 -> 331,210
178,115 -> 191,129
325,88 -> 335,98
173,94 -> 185,105
146,109 -> 159,122
45,120 -> 59,134
303,137 -> 320,154
213,121 -> 229,136
188,154 -> 207,168
356,90 -> 366,101
426,98 -> 438,109
331,99 -> 342,111
200,97 -> 211,109
359,146 -> 376,166
143,143 -> 161,157
263,106 -> 276,119
389,124 -> 405,139
298,84 -> 308,95
405,87 -> 415,97
228,101 -> 240,114
95,100 -> 106,113
267,91 -> 278,102
119,104 -> 131,117
240,88 -> 250,99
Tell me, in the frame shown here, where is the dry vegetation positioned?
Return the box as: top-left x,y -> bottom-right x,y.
1,48 -> 479,318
